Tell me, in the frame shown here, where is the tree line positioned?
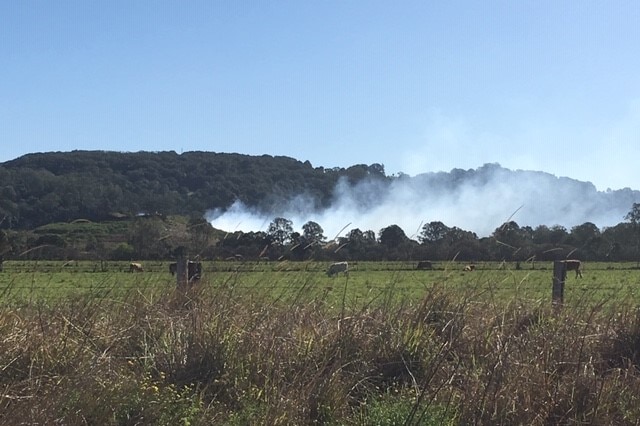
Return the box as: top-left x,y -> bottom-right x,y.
218,204 -> 640,263
2,203 -> 640,264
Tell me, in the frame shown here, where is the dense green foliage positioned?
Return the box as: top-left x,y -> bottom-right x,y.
0,150 -> 387,229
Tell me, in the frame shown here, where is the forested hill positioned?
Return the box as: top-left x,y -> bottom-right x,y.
0,150 -> 387,229
0,150 -> 638,231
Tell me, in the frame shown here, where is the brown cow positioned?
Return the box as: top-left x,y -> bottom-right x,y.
563,259 -> 583,278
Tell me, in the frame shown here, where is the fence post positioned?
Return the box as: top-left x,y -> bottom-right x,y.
552,261 -> 567,306
176,256 -> 189,291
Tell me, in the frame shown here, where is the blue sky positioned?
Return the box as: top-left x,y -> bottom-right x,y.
2,1 -> 639,191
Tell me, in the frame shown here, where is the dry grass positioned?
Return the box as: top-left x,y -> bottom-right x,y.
2,275 -> 640,425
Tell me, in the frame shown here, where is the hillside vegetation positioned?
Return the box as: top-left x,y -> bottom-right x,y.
0,150 -> 387,229
2,151 -> 637,231
1,151 -> 640,263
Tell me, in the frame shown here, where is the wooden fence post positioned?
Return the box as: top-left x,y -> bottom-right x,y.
552,261 -> 567,306
176,256 -> 189,291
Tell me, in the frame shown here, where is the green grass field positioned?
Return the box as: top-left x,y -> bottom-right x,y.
2,260 -> 639,308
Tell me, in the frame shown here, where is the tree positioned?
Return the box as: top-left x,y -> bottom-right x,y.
532,225 -> 551,245
533,225 -> 568,245
188,216 -> 216,255
378,224 -> 414,260
625,203 -> 640,267
217,231 -> 269,259
340,228 -> 382,260
111,243 -> 135,261
128,217 -> 168,259
491,221 -> 521,259
602,223 -> 635,261
347,228 -> 364,243
379,224 -> 409,247
0,230 -> 8,271
302,221 -> 326,245
569,222 -> 601,259
418,221 -> 449,244
493,221 -> 524,246
444,227 -> 479,261
625,202 -> 640,224
267,217 -> 294,246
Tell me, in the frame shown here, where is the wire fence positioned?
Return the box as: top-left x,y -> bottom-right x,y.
1,267 -> 638,295
1,260 -> 639,299
1,259 -> 639,273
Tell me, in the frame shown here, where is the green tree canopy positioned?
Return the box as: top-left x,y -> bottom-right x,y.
267,217 -> 294,246
302,221 -> 326,245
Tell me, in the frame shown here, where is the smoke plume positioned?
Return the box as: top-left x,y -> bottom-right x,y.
207,164 -> 639,239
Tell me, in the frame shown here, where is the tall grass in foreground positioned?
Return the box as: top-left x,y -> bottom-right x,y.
2,273 -> 640,425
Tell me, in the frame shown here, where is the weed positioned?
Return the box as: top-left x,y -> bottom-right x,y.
2,262 -> 640,424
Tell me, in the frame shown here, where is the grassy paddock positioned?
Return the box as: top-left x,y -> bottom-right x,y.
2,261 -> 640,424
2,260 -> 639,308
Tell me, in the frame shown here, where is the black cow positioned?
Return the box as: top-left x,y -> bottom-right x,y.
416,260 -> 433,270
563,259 -> 583,278
188,261 -> 203,281
169,261 -> 202,281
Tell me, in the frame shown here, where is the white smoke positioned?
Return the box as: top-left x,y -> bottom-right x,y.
206,164 -> 639,239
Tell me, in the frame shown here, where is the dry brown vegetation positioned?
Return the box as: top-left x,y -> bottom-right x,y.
2,274 -> 640,425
